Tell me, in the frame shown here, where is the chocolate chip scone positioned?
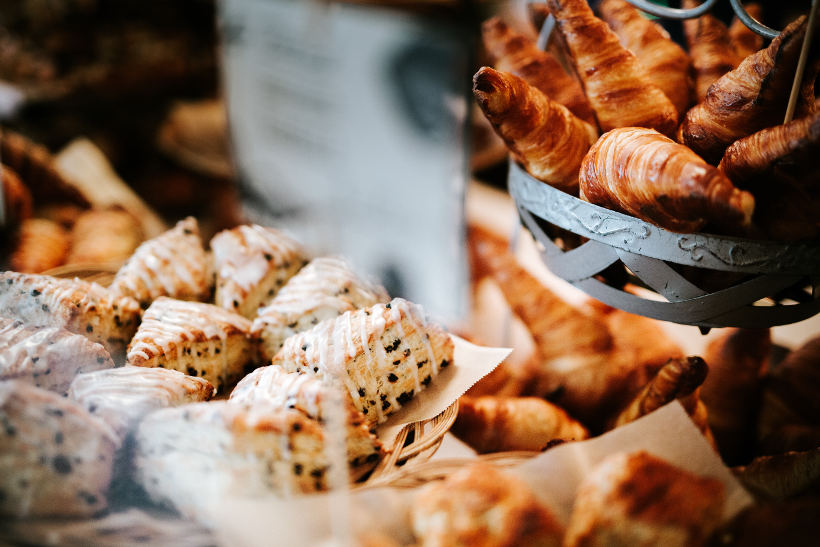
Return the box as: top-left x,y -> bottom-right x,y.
134,401 -> 334,519
252,256 -> 389,361
210,224 -> 308,318
0,317 -> 114,395
69,366 -> 214,440
0,272 -> 141,359
272,297 -> 454,425
231,366 -> 383,480
126,297 -> 253,393
0,380 -> 118,517
109,216 -> 211,309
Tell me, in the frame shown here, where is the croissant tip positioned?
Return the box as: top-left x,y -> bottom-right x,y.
472,67 -> 502,95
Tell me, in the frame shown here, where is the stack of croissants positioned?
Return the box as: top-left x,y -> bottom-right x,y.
475,0 -> 819,240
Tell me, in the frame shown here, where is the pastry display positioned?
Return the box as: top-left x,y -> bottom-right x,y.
0,317 -> 114,395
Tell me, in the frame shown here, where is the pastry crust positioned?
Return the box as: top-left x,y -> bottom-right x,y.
211,224 -> 308,318
0,272 -> 141,359
252,256 -> 389,361
728,3 -> 764,60
0,381 -> 118,518
126,297 -> 253,393
0,317 -> 114,395
67,207 -> 143,265
1,164 -> 33,227
682,0 -> 739,102
10,218 -> 70,273
109,216 -> 210,309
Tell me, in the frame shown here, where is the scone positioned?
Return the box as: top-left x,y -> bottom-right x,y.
231,366 -> 383,479
126,297 -> 254,393
0,271 -> 141,359
0,380 -> 118,517
0,317 -> 114,395
211,224 -> 308,318
109,216 -> 210,309
68,366 -> 214,440
273,298 -> 454,425
411,461 -> 563,547
252,256 -> 389,361
564,451 -> 725,546
134,401 -> 333,519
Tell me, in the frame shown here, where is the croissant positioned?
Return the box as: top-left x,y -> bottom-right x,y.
67,208 -> 143,264
545,0 -> 678,136
679,16 -> 817,164
482,16 -> 597,126
453,395 -> 589,453
701,328 -> 770,465
473,66 -> 598,192
729,3 -> 764,60
1,165 -> 32,227
580,127 -> 754,233
10,218 -> 70,273
682,0 -> 739,102
599,0 -> 692,116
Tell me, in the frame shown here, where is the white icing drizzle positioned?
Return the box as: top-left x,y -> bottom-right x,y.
230,366 -> 325,419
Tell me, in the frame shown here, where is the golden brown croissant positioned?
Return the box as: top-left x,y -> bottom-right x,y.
473,66 -> 598,192
682,0 -> 739,102
599,0 -> 692,116
729,3 -> 764,60
701,328 -> 770,465
679,16 -> 816,165
545,0 -> 678,136
10,218 -> 70,273
580,127 -> 755,233
67,208 -> 144,264
482,16 -> 597,126
1,164 -> 32,227
453,395 -> 589,453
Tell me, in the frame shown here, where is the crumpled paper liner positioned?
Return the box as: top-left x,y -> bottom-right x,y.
209,401 -> 754,546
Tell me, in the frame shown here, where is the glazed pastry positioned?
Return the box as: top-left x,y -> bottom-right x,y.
1,164 -> 32,227
0,272 -> 141,359
0,381 -> 118,517
273,297 -> 453,425
230,366 -> 383,480
682,0 -> 739,102
453,395 -> 589,453
545,0 -> 678,136
580,127 -> 755,233
481,16 -> 597,125
564,451 -> 725,546
473,67 -> 598,192
679,16 -> 816,164
729,3 -> 764,59
10,218 -> 70,273
599,0 -> 692,115
0,317 -> 114,395
411,461 -> 564,547
67,207 -> 143,265
211,224 -> 308,318
68,366 -> 214,440
126,297 -> 254,393
252,256 -> 389,362
109,216 -> 210,309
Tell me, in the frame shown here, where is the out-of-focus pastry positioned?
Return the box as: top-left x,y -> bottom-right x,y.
1,164 -> 32,227
411,461 -> 564,547
0,380 -> 118,518
66,207 -> 143,265
109,216 -> 210,309
580,127 -> 754,234
9,218 -> 70,273
599,0 -> 692,116
0,317 -> 114,395
601,308 -> 685,377
682,0 -> 739,102
729,3 -> 764,59
126,297 -> 253,393
701,328 -> 770,465
211,224 -> 308,318
68,366 -> 214,441
252,256 -> 389,362
273,297 -> 453,425
0,271 -> 141,358
564,451 -> 725,546
679,16 -> 816,164
157,98 -> 233,179
453,395 -> 589,453
472,66 -> 598,192
733,447 -> 820,501
481,16 -> 597,125
35,203 -> 83,229
230,366 -> 384,480
545,0 -> 678,136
